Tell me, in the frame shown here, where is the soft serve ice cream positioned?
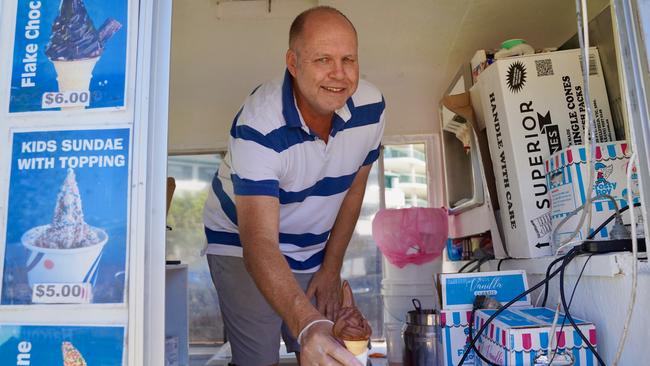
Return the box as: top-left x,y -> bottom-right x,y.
333,281 -> 372,363
34,168 -> 99,249
45,0 -> 121,101
62,341 -> 87,366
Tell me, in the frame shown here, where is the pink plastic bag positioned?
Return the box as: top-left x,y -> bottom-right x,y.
372,207 -> 448,268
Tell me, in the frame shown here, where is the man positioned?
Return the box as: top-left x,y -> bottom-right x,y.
203,6 -> 385,365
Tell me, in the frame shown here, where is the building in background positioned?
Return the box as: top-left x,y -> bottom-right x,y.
384,144 -> 428,208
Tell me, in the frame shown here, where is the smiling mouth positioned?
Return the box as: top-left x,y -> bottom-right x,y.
322,86 -> 345,92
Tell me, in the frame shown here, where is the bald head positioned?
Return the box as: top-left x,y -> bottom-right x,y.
285,5 -> 359,120
289,6 -> 357,51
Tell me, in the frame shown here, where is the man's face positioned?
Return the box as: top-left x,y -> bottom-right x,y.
287,13 -> 359,119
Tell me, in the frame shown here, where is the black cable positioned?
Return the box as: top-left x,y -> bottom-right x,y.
541,255 -> 569,308
541,201 -> 641,323
466,256 -> 491,273
541,202 -> 641,362
458,259 -> 478,273
468,308 -> 500,366
497,258 -> 510,271
549,254 -> 593,363
543,202 -> 641,309
456,247 -> 581,366
559,253 -> 606,366
587,202 -> 641,240
458,193 -> 640,365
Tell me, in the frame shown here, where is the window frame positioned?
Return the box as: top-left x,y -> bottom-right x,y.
165,143 -> 427,345
166,151 -> 227,346
379,134 -> 444,209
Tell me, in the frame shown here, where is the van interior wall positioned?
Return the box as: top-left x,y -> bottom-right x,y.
167,0 -> 609,154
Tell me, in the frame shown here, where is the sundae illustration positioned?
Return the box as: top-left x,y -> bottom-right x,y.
62,341 -> 87,366
333,281 -> 372,364
34,168 -> 99,249
22,169 -> 108,287
45,0 -> 122,105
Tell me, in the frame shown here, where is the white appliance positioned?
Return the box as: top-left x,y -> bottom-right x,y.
439,66 -> 507,258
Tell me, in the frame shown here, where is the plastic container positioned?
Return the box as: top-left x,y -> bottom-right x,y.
493,39 -> 535,59
445,239 -> 463,261
382,257 -> 441,285
385,322 -> 404,366
381,280 -> 438,323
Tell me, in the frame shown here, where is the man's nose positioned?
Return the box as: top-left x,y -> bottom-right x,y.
329,60 -> 345,79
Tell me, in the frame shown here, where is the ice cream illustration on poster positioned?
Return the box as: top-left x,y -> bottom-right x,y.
62,341 -> 88,366
0,324 -> 125,365
9,0 -> 128,112
22,168 -> 109,289
1,129 -> 130,305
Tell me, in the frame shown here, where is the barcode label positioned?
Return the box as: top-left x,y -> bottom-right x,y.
535,59 -> 554,77
531,212 -> 552,238
579,53 -> 599,75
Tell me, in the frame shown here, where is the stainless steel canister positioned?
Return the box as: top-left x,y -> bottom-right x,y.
402,299 -> 439,366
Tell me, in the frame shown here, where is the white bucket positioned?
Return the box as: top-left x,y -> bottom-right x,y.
22,225 -> 108,286
381,280 -> 438,324
382,257 -> 441,285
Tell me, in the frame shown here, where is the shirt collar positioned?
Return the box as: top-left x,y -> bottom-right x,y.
281,69 -> 354,130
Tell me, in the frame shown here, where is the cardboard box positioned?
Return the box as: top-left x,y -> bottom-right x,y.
546,141 -> 640,252
470,49 -> 495,84
472,48 -> 615,258
440,309 -> 476,366
438,270 -> 530,310
436,271 -> 529,366
474,307 -> 598,366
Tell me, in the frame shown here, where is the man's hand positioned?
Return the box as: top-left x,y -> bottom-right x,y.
299,321 -> 363,366
306,267 -> 342,320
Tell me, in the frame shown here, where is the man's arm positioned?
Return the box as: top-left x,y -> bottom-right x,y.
236,195 -> 318,335
235,195 -> 360,365
306,164 -> 373,320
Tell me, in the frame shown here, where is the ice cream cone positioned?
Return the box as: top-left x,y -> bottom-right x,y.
52,57 -> 99,109
53,57 -> 98,92
344,340 -> 369,365
335,280 -> 372,364
354,349 -> 368,365
45,0 -> 122,110
344,339 -> 368,356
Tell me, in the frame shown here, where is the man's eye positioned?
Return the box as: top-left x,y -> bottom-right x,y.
344,58 -> 356,63
316,58 -> 329,64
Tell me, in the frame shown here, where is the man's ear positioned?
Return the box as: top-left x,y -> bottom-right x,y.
286,49 -> 298,77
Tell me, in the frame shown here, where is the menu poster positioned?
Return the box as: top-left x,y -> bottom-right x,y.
9,0 -> 128,113
0,324 -> 125,365
1,128 -> 130,305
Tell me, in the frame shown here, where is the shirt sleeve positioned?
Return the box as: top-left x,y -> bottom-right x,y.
229,124 -> 282,197
362,104 -> 386,166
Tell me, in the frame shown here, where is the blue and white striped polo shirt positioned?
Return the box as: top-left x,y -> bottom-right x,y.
203,70 -> 385,273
